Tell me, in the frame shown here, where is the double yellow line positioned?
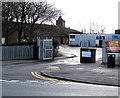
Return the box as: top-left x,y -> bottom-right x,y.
31,72 -> 59,82
31,72 -> 78,84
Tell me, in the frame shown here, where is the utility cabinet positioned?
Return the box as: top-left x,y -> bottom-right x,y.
80,48 -> 96,63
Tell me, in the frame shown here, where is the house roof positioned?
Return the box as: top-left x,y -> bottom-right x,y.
33,24 -> 82,39
2,21 -> 83,39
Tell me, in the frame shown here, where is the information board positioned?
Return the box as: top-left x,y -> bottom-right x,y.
112,35 -> 119,39
105,41 -> 120,53
82,51 -> 91,57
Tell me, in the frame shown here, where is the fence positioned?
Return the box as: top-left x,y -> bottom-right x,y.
1,39 -> 53,60
1,45 -> 33,60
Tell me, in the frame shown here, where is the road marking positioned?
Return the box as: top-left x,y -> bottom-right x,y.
31,72 -> 79,84
31,72 -> 59,82
0,80 -> 20,83
9,80 -> 20,82
0,80 -> 8,82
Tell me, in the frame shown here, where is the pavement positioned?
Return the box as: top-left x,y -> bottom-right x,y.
1,53 -> 75,66
1,59 -> 41,66
40,62 -> 119,87
1,50 -> 119,87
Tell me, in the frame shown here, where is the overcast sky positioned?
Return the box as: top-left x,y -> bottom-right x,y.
47,0 -> 119,34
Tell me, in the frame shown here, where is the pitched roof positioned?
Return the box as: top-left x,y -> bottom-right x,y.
2,21 -> 83,39
33,24 -> 82,38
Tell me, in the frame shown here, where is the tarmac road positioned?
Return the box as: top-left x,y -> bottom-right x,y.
2,45 -> 102,81
2,45 -> 119,96
2,80 -> 118,96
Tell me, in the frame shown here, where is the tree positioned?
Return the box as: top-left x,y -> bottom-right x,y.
2,2 -> 17,44
100,25 -> 105,34
26,1 -> 61,42
89,22 -> 105,34
2,1 -> 61,44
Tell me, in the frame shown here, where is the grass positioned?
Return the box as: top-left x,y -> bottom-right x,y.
54,52 -> 63,57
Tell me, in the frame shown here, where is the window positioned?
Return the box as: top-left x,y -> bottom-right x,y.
70,35 -> 75,38
96,36 -> 99,39
102,36 -> 105,40
96,36 -> 105,40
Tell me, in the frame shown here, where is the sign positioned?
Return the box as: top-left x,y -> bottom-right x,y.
105,41 -> 120,53
112,35 -> 119,39
82,51 -> 91,57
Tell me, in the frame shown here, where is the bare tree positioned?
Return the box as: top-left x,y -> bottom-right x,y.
89,22 -> 105,34
26,1 -> 61,42
2,1 -> 61,44
100,25 -> 105,34
2,2 -> 17,44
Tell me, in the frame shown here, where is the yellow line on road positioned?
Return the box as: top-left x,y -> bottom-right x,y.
31,72 -> 42,79
31,72 -> 59,82
31,72 -> 79,84
35,72 -> 59,81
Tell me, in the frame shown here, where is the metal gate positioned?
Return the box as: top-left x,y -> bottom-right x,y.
37,39 -> 53,60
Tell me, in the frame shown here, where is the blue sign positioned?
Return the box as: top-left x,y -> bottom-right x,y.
112,35 -> 119,39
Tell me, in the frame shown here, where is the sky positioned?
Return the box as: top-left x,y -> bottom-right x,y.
46,0 -> 119,34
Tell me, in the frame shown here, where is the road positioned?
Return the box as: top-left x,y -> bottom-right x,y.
2,45 -> 118,96
2,81 -> 118,96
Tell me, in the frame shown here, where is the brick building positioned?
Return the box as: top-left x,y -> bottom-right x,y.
2,16 -> 82,45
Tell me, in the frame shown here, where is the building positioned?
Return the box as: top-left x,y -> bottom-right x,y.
56,16 -> 65,27
2,16 -> 82,45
